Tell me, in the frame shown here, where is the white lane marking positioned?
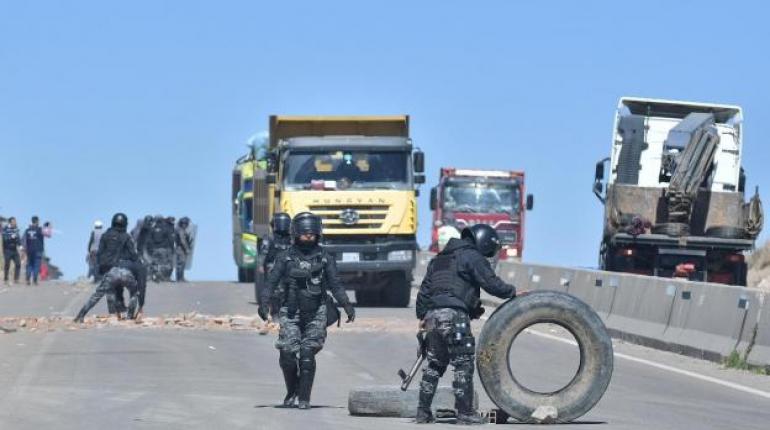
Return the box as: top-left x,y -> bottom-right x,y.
480,315 -> 770,401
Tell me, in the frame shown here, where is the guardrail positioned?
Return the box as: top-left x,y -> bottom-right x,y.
414,252 -> 769,368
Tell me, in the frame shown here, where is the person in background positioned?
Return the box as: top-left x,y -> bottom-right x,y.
87,220 -> 105,282
174,217 -> 193,282
23,216 -> 45,285
2,217 -> 22,285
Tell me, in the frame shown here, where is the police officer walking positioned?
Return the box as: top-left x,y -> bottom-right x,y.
2,217 -> 22,285
260,213 -> 292,318
174,217 -> 194,282
74,213 -> 144,322
414,224 -> 520,425
259,212 -> 355,410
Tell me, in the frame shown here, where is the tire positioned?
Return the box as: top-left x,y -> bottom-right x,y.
652,222 -> 689,237
348,386 -> 477,418
355,288 -> 380,307
244,268 -> 255,283
705,225 -> 747,239
237,268 -> 246,283
382,272 -> 412,308
477,291 -> 613,424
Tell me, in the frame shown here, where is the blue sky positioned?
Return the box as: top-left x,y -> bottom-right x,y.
1,1 -> 768,280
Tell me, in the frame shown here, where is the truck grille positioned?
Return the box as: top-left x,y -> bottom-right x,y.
308,204 -> 390,230
497,229 -> 518,245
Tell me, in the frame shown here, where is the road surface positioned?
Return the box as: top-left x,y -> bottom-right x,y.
0,281 -> 768,429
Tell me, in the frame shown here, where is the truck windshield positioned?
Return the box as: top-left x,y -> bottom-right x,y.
241,197 -> 253,232
443,182 -> 521,215
283,150 -> 409,190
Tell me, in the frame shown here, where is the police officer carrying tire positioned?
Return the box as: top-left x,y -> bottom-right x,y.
258,212 -> 355,410
74,213 -> 145,323
415,224 -> 521,425
260,212 -> 292,318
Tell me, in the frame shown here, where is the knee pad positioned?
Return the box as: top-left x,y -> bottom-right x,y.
298,348 -> 316,372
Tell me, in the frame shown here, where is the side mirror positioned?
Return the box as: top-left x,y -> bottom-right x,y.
413,150 -> 425,174
266,173 -> 276,184
593,157 -> 610,204
595,160 -> 605,181
430,187 -> 437,211
526,194 -> 534,211
414,174 -> 425,184
268,154 -> 278,173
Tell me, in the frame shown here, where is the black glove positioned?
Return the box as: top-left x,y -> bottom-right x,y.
258,303 -> 270,322
344,305 -> 355,323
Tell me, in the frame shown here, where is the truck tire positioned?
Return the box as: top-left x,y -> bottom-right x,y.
383,272 -> 412,308
477,291 -> 613,423
705,225 -> 747,239
348,386 -> 477,418
652,222 -> 690,237
355,288 -> 380,307
237,268 -> 246,283
244,268 -> 255,283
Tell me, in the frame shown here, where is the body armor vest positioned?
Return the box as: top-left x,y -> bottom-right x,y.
282,249 -> 328,315
426,251 -> 480,315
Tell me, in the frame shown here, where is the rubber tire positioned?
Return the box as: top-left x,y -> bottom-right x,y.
705,225 -> 747,239
652,222 -> 690,237
383,272 -> 412,308
477,291 -> 613,424
348,386 -> 478,418
355,288 -> 380,307
244,268 -> 255,283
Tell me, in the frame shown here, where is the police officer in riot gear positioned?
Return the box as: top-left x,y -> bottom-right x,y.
259,212 -> 355,410
259,212 -> 292,317
74,213 -> 145,323
415,224 -> 519,425
174,217 -> 193,282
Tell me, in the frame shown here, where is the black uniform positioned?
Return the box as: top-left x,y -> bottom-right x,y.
146,217 -> 174,281
415,236 -> 516,422
75,216 -> 145,322
2,224 -> 21,283
259,212 -> 355,410
174,218 -> 193,282
261,233 -> 292,316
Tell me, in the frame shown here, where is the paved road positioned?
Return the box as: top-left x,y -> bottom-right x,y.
0,281 -> 768,429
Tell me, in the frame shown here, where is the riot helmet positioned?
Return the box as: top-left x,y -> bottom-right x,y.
291,212 -> 322,249
111,213 -> 129,231
178,216 -> 190,228
461,224 -> 501,258
271,213 -> 292,236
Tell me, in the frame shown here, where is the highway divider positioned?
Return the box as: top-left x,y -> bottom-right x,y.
413,252 -> 770,368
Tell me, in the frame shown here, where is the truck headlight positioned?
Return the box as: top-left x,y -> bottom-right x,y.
388,250 -> 413,261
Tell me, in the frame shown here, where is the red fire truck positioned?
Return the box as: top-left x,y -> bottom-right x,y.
430,168 -> 533,259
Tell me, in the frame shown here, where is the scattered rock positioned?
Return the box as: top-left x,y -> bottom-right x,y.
531,405 -> 558,423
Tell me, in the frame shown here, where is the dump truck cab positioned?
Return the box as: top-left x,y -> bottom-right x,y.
255,116 -> 424,306
231,156 -> 259,282
430,168 -> 533,259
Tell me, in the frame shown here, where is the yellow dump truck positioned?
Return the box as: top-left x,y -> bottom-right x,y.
253,115 -> 425,306
231,154 -> 261,282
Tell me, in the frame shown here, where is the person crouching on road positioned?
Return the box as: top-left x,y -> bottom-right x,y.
414,224 -> 521,425
74,213 -> 144,323
258,212 -> 355,410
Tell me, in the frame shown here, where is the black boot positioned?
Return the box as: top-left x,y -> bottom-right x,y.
73,308 -> 87,323
297,348 -> 316,410
454,372 -> 483,425
415,408 -> 435,424
416,364 -> 441,422
279,351 -> 298,407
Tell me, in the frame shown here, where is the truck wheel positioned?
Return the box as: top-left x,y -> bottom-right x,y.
237,268 -> 246,283
477,291 -> 613,423
382,272 -> 411,308
705,225 -> 747,239
244,268 -> 255,283
652,222 -> 690,237
356,289 -> 380,307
